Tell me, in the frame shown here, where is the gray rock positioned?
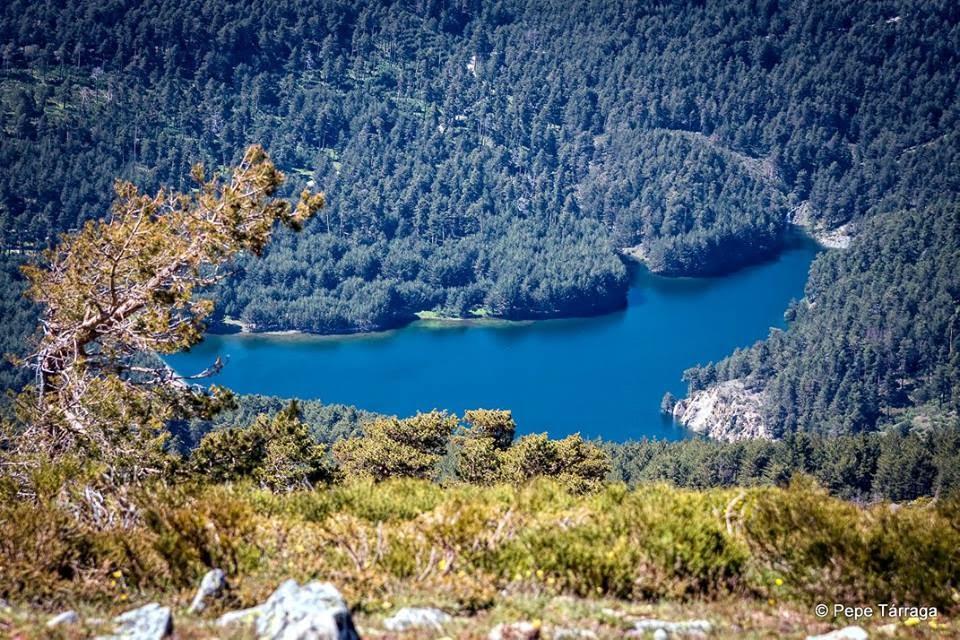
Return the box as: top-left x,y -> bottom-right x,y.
97,603 -> 173,640
383,606 -> 451,631
653,630 -> 668,640
805,626 -> 869,640
553,628 -> 598,639
489,621 -> 540,640
217,605 -> 264,628
188,568 -> 227,614
47,610 -> 80,627
217,579 -> 359,640
631,618 -> 712,636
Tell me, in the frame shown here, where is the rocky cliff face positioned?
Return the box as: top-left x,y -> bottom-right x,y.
672,379 -> 771,441
789,203 -> 854,249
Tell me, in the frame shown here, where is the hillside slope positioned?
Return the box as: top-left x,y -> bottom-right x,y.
1,0 -> 958,333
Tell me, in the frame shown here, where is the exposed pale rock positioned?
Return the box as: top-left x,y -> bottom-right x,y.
97,603 -> 173,640
673,379 -> 769,441
217,606 -> 263,627
217,579 -> 359,640
47,610 -> 80,627
383,606 -> 451,631
789,203 -> 854,249
552,629 -> 598,639
805,626 -> 869,640
619,245 -> 647,263
188,568 -> 227,613
630,618 -> 713,636
489,620 -> 540,640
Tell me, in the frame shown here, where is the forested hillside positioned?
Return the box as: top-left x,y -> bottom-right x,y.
1,0 -> 958,332
683,205 -> 960,436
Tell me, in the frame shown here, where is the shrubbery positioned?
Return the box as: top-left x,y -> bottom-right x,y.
188,402 -> 333,492
2,473 -> 958,615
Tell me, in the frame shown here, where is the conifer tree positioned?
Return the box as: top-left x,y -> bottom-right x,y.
12,145 -> 324,482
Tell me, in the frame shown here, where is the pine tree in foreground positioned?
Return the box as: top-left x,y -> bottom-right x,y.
8,145 -> 324,486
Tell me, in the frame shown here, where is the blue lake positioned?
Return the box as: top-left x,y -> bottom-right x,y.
168,236 -> 821,442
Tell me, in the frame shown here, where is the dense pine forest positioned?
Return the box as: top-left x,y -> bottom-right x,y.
2,3 -> 960,631
1,0 -> 958,335
683,206 -> 960,436
1,0 -> 959,442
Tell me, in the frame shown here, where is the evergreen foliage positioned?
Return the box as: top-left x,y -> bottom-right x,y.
7,146 -> 322,484
1,0 -> 957,332
188,401 -> 334,492
608,423 -> 960,502
683,206 -> 960,435
333,410 -> 459,481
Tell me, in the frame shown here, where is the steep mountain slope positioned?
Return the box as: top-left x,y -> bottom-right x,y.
1,0 -> 958,334
681,205 -> 960,437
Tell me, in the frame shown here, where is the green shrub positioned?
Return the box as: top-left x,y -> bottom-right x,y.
189,407 -> 333,491
3,470 -> 958,617
333,411 -> 458,481
741,477 -> 960,610
500,433 -> 611,493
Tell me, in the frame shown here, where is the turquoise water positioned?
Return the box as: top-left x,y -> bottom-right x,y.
168,237 -> 820,441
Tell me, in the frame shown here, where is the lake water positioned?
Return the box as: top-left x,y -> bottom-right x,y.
168,236 -> 820,441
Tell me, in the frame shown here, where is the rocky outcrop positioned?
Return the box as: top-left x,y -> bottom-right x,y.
383,606 -> 450,631
619,244 -> 647,263
217,579 -> 360,640
97,603 -> 173,640
188,568 -> 227,614
789,203 -> 854,249
672,379 -> 770,441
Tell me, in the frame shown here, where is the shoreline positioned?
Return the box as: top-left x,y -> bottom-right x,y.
209,227 -> 830,342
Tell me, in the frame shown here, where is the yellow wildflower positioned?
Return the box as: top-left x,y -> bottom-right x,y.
904,617 -> 920,627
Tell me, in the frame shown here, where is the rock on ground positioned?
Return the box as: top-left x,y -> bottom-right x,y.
489,621 -> 541,640
806,626 -> 869,640
97,603 -> 173,640
382,606 -> 451,631
188,568 -> 227,614
46,610 -> 80,627
552,628 -> 598,639
217,579 -> 360,640
629,618 -> 713,637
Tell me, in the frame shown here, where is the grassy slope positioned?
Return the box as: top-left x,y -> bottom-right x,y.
1,478 -> 957,638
